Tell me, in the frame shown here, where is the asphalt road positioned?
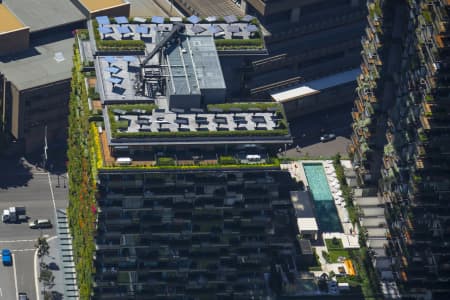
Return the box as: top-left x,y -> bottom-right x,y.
0,257 -> 17,300
285,104 -> 353,158
0,158 -> 69,300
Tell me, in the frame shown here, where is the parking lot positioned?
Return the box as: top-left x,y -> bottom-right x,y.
0,158 -> 68,300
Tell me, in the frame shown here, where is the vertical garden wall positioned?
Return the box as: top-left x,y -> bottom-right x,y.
67,41 -> 97,299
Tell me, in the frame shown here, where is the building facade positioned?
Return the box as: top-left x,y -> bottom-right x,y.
173,0 -> 366,116
349,0 -> 450,298
68,16 -> 317,298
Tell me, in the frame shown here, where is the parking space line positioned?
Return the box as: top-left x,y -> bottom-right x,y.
11,249 -> 35,252
13,254 -> 18,300
0,287 -> 2,296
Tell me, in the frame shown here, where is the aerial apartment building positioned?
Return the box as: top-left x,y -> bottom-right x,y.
172,0 -> 366,117
70,15 -> 312,299
349,0 -> 450,298
0,0 -> 130,154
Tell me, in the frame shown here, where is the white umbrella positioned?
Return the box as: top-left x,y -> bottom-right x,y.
335,190 -> 343,197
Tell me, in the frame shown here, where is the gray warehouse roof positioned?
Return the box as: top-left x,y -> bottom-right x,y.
0,38 -> 74,90
3,0 -> 85,33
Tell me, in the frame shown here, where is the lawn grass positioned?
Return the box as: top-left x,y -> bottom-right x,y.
325,238 -> 344,250
328,249 -> 351,263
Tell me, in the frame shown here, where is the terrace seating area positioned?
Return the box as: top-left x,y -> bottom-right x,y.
95,15 -> 259,42
109,106 -> 284,134
323,161 -> 346,209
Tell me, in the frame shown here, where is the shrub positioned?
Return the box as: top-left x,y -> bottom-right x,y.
219,156 -> 236,165
157,157 -> 175,166
215,38 -> 263,50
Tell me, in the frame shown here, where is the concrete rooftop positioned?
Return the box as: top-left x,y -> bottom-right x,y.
0,37 -> 74,90
2,0 -> 85,33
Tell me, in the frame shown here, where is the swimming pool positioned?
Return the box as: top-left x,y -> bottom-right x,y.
303,163 -> 342,233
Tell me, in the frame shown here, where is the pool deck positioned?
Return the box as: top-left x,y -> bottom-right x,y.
283,160 -> 359,238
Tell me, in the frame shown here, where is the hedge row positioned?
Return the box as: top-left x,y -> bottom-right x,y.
109,104 -> 157,113
112,128 -> 289,139
215,38 -> 263,50
207,102 -> 281,112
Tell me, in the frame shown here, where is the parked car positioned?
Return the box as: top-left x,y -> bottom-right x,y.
29,219 -> 52,229
2,249 -> 12,266
18,293 -> 28,300
320,133 -> 336,142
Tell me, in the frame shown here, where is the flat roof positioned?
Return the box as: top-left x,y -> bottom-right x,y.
290,191 -> 315,218
3,0 -> 85,33
79,0 -> 126,12
0,4 -> 26,33
271,68 -> 360,103
297,218 -> 319,232
167,35 -> 225,95
0,38 -> 74,90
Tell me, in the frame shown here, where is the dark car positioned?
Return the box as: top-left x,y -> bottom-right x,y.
320,133 -> 336,142
18,293 -> 28,300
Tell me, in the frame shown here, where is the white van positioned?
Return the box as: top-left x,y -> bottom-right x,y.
116,157 -> 132,165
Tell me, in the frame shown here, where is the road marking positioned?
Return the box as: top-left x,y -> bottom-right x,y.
33,235 -> 55,300
11,249 -> 35,252
0,287 -> 2,297
0,240 -> 35,243
13,254 -> 18,300
47,173 -> 57,212
34,248 -> 40,300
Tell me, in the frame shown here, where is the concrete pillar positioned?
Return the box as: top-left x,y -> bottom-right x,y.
290,7 -> 301,23
241,0 -> 247,14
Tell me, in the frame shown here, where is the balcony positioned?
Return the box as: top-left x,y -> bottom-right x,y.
420,115 -> 431,130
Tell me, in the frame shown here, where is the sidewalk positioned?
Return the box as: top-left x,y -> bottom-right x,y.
36,237 -> 64,299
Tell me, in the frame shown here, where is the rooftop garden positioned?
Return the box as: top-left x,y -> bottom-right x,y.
92,17 -> 263,52
93,20 -> 145,52
106,102 -> 289,139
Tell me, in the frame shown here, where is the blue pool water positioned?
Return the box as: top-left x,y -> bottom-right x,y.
303,163 -> 342,232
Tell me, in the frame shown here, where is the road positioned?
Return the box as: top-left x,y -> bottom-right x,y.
0,158 -> 69,300
286,104 -> 353,158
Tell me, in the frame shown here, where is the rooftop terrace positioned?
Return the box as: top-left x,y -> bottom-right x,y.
103,102 -> 290,145
0,4 -> 26,33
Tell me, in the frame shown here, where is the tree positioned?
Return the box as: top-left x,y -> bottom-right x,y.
35,237 -> 50,264
39,269 -> 55,296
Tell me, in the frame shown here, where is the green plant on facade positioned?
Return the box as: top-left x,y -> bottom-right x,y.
332,154 -> 382,299
67,42 -> 98,299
